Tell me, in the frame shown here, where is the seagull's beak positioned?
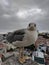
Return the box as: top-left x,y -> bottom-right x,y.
28,25 -> 36,31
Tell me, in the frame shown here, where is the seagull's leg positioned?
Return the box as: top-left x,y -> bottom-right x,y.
19,47 -> 26,64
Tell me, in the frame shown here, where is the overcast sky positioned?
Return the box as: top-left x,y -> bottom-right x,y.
0,0 -> 49,33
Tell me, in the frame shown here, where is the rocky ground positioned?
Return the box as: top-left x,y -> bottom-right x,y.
1,56 -> 39,65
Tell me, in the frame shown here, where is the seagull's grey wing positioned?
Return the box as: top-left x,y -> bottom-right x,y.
6,32 -> 14,43
6,29 -> 25,43
13,29 -> 25,35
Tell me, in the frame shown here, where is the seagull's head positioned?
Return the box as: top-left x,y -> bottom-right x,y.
28,23 -> 36,31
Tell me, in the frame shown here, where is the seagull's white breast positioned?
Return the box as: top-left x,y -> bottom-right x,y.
23,30 -> 38,46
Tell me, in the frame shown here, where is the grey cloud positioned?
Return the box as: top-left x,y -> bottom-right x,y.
0,0 -> 49,33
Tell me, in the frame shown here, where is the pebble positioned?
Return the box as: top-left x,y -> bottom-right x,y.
1,56 -> 39,65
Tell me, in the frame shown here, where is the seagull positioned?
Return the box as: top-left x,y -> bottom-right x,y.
6,23 -> 38,63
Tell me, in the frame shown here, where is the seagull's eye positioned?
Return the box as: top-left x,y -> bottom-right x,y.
29,23 -> 31,27
34,24 -> 36,27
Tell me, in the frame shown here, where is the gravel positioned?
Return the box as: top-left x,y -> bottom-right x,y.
2,56 -> 39,65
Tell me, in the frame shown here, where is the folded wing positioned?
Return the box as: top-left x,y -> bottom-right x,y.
6,29 -> 25,43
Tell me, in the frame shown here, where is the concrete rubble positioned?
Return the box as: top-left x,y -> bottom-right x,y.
1,56 -> 39,65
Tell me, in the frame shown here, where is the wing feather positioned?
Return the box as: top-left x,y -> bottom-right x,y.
6,29 -> 25,43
